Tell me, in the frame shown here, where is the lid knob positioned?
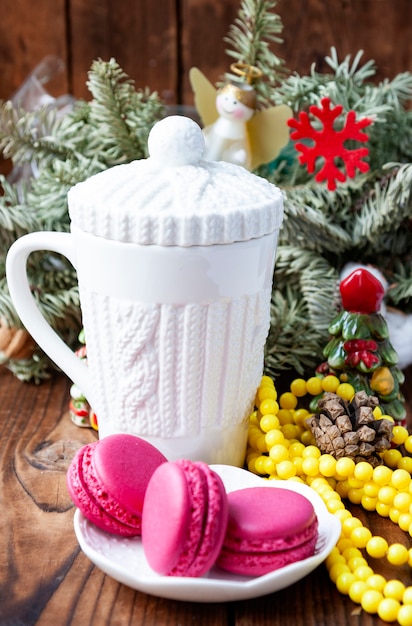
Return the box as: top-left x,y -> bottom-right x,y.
148,115 -> 205,167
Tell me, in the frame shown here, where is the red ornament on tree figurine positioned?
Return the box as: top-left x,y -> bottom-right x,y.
288,97 -> 372,191
340,267 -> 385,314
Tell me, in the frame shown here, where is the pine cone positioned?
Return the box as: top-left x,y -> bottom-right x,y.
306,390 -> 394,466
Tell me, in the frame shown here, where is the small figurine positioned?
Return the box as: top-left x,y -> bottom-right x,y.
68,330 -> 98,430
189,63 -> 292,170
320,268 -> 406,422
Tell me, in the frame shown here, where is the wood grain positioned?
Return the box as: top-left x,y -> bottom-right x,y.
0,1 -> 410,105
0,365 -> 411,625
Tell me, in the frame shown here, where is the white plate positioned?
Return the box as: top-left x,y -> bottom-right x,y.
73,465 -> 341,602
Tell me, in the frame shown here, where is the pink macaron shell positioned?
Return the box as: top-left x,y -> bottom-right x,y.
142,460 -> 228,578
216,487 -> 318,576
217,530 -> 318,577
66,444 -> 140,537
168,461 -> 209,577
183,462 -> 229,577
81,441 -> 142,532
92,434 -> 167,517
142,461 -> 197,575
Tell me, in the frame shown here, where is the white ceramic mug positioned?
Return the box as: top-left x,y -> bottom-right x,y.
6,225 -> 279,465
6,116 -> 283,465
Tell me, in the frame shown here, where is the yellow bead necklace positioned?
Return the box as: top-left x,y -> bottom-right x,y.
247,374 -> 412,626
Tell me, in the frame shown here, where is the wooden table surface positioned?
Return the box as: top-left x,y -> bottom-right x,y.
1,366 -> 412,626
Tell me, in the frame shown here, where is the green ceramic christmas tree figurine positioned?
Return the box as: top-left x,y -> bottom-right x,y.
322,268 -> 406,422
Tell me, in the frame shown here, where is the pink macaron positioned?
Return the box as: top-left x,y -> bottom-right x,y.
216,486 -> 318,576
141,459 -> 229,577
66,433 -> 167,537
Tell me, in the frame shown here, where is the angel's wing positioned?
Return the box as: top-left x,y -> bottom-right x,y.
248,104 -> 293,170
189,67 -> 219,128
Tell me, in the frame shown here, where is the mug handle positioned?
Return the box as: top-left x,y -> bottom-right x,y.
6,231 -> 94,404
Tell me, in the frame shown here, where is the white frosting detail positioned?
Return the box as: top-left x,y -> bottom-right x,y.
68,115 -> 283,246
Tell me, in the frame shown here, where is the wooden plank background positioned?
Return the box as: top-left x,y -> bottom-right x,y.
0,0 -> 410,107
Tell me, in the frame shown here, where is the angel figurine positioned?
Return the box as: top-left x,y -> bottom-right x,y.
189,63 -> 292,170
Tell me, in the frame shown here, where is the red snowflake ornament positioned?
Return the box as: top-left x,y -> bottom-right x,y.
288,97 -> 372,191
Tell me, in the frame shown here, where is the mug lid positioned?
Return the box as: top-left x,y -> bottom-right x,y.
68,116 -> 283,246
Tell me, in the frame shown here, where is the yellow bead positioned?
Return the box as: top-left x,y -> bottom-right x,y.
354,461 -> 374,483
342,546 -> 362,561
342,516 -> 363,536
277,408 -> 294,425
257,385 -> 277,404
361,495 -> 378,512
392,425 -> 409,445
398,605 -> 412,626
302,445 -> 321,459
319,454 -> 337,477
397,457 -> 412,474
409,548 -> 412,566
391,469 -> 411,491
373,465 -> 393,486
353,565 -> 374,581
376,501 -> 391,517
288,441 -> 305,458
263,456 -> 276,476
282,423 -> 299,440
384,579 -> 406,601
265,429 -> 285,448
329,562 -> 351,583
325,547 -> 343,567
306,376 -> 323,395
366,536 -> 389,559
327,499 -> 345,513
373,406 -> 383,419
337,537 -> 355,552
348,476 -> 364,489
268,444 -> 289,463
336,571 -> 356,595
279,392 -> 298,410
321,375 -> 340,393
260,375 -> 275,386
378,598 -> 400,622
361,589 -> 383,614
260,414 -> 280,433
348,556 -> 368,571
292,408 -> 310,425
349,580 -> 368,603
383,448 -> 403,468
394,492 -> 412,512
255,435 -> 268,452
276,459 -> 296,480
351,526 -> 372,548
292,456 -> 304,475
363,481 -> 380,497
334,509 -> 352,523
405,436 -> 412,454
367,574 -> 387,592
347,488 -> 363,505
290,378 -> 307,397
387,543 -> 409,566
389,507 -> 401,524
335,480 -> 350,499
300,429 -> 316,446
404,587 -> 412,604
335,457 -> 355,478
259,398 -> 279,415
378,485 -> 397,505
336,382 -> 355,401
301,457 -> 320,477
253,455 -> 269,475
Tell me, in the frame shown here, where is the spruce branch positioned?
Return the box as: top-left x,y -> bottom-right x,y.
224,0 -> 288,105
86,58 -> 164,163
